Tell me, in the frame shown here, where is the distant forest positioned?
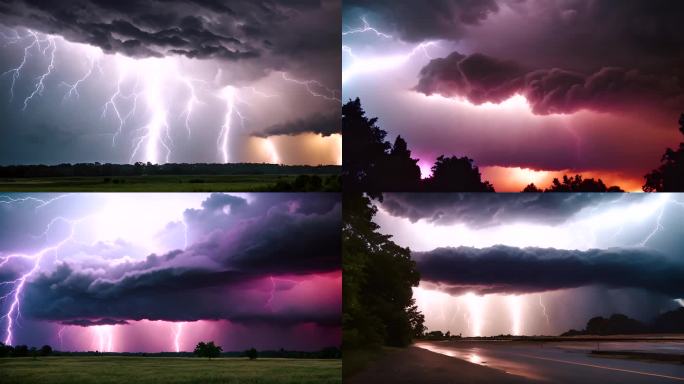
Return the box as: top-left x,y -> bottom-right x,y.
0,162 -> 340,178
562,307 -> 684,336
343,98 -> 684,192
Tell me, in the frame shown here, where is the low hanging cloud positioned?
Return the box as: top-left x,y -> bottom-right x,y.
415,245 -> 684,296
379,193 -> 632,227
254,112 -> 340,137
7,193 -> 342,326
415,51 -> 684,115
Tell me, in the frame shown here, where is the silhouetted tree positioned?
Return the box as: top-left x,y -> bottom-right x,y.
522,183 -> 542,192
194,341 -> 222,359
40,345 -> 53,356
245,347 -> 258,360
343,193 -> 423,348
424,155 -> 495,192
644,114 -> 684,191
12,345 -> 29,357
544,175 -> 623,192
0,342 -> 13,357
343,98 -> 493,191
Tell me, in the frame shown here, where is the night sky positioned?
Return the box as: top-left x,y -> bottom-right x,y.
0,0 -> 341,165
342,0 -> 684,191
375,193 -> 684,336
0,193 -> 341,352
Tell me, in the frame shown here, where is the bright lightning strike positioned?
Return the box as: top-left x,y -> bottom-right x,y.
62,52 -> 102,101
218,86 -> 236,163
22,35 -> 56,111
173,322 -> 185,353
538,295 -> 550,329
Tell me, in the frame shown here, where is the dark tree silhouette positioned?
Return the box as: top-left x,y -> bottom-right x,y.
424,155 -> 495,192
343,193 -> 423,348
522,183 -> 542,192
562,308 -> 684,336
40,345 -> 53,356
244,347 -> 258,360
540,175 -> 624,192
193,341 -> 222,359
0,342 -> 13,357
343,98 -> 494,191
644,114 -> 684,191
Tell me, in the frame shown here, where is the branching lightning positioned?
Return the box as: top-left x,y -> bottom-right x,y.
62,52 -> 102,102
281,72 -> 341,102
22,35 -> 56,111
343,16 -> 393,39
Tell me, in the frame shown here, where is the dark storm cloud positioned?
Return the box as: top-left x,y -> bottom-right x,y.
62,318 -> 129,327
343,0 -> 500,42
254,111 -> 339,137
16,193 -> 341,326
416,245 -> 684,296
0,0 -> 339,83
379,193 -> 631,227
415,51 -> 684,115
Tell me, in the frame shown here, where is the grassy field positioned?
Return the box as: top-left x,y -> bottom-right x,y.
0,356 -> 341,384
0,174 -> 336,192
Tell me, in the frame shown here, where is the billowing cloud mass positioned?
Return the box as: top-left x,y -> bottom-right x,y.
343,0 -> 684,190
0,193 -> 341,350
415,245 -> 684,296
343,0 -> 500,42
379,193 -> 630,227
416,52 -> 684,115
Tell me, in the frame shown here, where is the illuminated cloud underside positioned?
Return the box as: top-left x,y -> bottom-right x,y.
374,194 -> 684,336
0,193 -> 341,351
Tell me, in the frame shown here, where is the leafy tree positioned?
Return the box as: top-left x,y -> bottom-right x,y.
0,342 -> 13,357
424,155 -> 495,192
522,183 -> 542,192
12,345 -> 29,357
644,114 -> 684,191
244,347 -> 258,360
40,345 -> 53,356
194,341 -> 222,359
543,175 -> 623,192
343,193 -> 424,348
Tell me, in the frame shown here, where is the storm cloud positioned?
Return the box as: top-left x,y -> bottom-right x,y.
379,193 -> 631,227
416,245 -> 684,296
1,193 -> 341,327
415,51 -> 684,115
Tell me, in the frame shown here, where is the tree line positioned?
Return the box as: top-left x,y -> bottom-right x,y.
343,193 -> 425,350
343,98 -> 684,192
0,163 -> 339,178
562,307 -> 684,336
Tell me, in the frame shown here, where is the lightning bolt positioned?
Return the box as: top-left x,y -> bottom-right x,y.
93,325 -> 114,352
1,30 -> 44,101
101,59 -> 141,147
0,194 -> 69,209
173,322 -> 185,353
0,217 -> 82,345
179,76 -> 205,139
281,72 -> 341,102
538,295 -> 550,329
218,86 -> 237,163
638,197 -> 684,247
342,18 -> 438,85
57,325 -> 66,350
61,52 -> 102,102
343,16 -> 393,38
22,35 -> 56,111
129,66 -> 172,164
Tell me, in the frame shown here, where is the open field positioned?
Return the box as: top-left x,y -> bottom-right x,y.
0,356 -> 341,384
0,174 -> 338,192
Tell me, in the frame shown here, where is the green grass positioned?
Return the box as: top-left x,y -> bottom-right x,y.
0,174 -> 333,192
0,356 -> 341,384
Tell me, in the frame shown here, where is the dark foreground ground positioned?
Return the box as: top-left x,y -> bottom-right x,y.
0,356 -> 341,384
0,174 -> 339,192
347,338 -> 684,383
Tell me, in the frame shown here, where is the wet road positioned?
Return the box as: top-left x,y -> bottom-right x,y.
416,340 -> 684,383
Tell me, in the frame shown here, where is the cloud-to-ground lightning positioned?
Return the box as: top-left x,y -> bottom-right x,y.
217,85 -> 237,163
538,295 -> 550,329
0,216 -> 82,345
173,322 -> 185,352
